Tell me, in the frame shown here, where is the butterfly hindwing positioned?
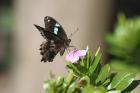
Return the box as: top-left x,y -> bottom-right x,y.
40,41 -> 60,62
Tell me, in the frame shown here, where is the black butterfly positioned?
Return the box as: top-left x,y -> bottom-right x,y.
34,16 -> 71,62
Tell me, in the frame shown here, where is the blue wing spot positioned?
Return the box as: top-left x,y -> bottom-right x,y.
54,27 -> 59,35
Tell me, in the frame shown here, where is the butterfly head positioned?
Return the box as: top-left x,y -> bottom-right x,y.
66,39 -> 71,47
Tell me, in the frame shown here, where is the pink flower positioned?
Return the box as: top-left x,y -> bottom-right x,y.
66,46 -> 88,63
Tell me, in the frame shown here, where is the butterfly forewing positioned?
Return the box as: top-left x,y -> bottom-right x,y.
44,16 -> 68,41
34,24 -> 61,41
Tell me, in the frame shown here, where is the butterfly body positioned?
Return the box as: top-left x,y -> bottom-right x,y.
34,16 -> 71,62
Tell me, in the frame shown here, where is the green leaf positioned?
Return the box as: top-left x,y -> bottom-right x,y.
44,80 -> 56,93
67,82 -> 77,93
82,85 -> 94,93
107,90 -> 121,93
89,52 -> 101,75
86,48 -> 92,69
95,47 -> 101,57
65,71 -> 74,85
102,78 -> 111,87
122,80 -> 140,92
107,71 -> 136,91
66,62 -> 84,76
82,86 -> 106,93
95,64 -> 110,84
80,76 -> 90,85
56,76 -> 64,87
92,87 -> 106,93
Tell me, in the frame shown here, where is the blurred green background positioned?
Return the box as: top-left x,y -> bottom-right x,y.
0,0 -> 13,73
105,14 -> 140,72
104,0 -> 140,72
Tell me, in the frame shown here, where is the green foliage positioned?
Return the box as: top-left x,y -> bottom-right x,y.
44,48 -> 137,93
82,85 -> 106,93
107,71 -> 136,91
104,14 -> 140,71
95,64 -> 110,85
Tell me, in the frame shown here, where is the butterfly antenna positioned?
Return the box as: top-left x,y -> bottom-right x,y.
68,28 -> 78,50
69,42 -> 75,48
67,28 -> 78,53
69,42 -> 77,50
69,28 -> 79,38
67,44 -> 75,53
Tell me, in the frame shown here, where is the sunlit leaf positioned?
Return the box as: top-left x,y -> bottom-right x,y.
67,82 -> 77,93
107,90 -> 121,93
82,85 -> 94,93
82,86 -> 106,93
89,52 -> 101,75
107,71 -> 136,91
56,76 -> 64,87
95,64 -> 110,84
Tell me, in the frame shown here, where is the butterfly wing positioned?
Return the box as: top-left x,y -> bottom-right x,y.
34,24 -> 62,41
44,16 -> 69,42
40,41 -> 60,62
44,16 -> 71,55
34,16 -> 71,62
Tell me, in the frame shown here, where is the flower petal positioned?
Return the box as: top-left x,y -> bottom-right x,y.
66,46 -> 88,63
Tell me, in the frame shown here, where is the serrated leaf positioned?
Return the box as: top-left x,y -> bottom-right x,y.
95,64 -> 110,84
108,71 -> 136,91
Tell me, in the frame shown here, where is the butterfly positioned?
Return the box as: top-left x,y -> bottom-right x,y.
34,16 -> 71,62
